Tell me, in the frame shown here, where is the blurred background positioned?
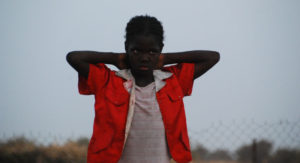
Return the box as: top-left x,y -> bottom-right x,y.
1,0 -> 299,162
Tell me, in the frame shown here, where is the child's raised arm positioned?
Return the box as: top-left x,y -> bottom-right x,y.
161,50 -> 220,79
66,51 -> 128,79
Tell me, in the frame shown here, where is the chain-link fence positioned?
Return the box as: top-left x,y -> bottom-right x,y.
189,119 -> 300,150
188,119 -> 300,163
1,119 -> 299,163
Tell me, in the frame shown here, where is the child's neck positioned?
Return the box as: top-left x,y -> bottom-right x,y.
131,70 -> 154,87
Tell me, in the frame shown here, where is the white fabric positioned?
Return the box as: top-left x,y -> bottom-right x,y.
115,69 -> 173,152
116,69 -> 172,92
118,82 -> 171,163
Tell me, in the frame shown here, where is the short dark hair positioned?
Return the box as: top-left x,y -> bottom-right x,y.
125,15 -> 164,50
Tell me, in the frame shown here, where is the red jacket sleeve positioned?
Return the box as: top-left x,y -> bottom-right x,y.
164,63 -> 195,96
78,63 -> 110,95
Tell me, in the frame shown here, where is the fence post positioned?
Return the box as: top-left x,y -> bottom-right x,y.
252,139 -> 257,163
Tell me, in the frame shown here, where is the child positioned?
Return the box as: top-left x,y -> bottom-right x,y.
67,15 -> 219,163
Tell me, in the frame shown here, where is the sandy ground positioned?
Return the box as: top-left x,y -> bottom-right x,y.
170,160 -> 238,163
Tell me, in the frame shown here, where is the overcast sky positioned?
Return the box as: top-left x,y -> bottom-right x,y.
1,0 -> 299,147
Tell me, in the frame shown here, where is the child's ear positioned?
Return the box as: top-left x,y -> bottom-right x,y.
125,53 -> 131,68
160,43 -> 164,52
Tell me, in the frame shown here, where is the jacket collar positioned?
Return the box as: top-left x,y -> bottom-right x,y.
116,69 -> 173,92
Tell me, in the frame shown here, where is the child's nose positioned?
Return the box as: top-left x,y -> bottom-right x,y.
140,53 -> 151,62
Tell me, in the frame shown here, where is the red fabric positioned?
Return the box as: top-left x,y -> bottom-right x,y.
78,63 -> 195,163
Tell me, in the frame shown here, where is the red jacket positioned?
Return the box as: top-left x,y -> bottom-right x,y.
78,63 -> 195,163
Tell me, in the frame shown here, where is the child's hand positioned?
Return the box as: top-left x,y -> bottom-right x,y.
117,53 -> 130,69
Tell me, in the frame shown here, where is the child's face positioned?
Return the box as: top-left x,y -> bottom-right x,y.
126,34 -> 162,73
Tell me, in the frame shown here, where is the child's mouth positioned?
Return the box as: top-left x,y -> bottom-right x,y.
139,66 -> 149,70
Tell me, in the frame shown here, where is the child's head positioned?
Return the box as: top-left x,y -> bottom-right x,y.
125,15 -> 164,51
125,15 -> 164,73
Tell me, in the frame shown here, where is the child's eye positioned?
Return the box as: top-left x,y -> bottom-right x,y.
149,50 -> 159,55
133,49 -> 138,54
